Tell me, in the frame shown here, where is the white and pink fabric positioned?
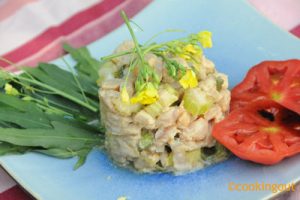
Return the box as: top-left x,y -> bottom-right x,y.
0,0 -> 299,199
0,0 -> 151,71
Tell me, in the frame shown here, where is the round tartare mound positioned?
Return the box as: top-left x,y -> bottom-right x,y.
98,41 -> 230,174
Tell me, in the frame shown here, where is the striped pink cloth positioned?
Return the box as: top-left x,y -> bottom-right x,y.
0,0 -> 151,71
0,0 -> 299,199
249,0 -> 300,37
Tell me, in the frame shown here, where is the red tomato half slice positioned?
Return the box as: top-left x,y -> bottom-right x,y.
231,60 -> 300,114
212,100 -> 300,165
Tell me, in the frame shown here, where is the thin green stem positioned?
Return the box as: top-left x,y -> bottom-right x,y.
17,93 -> 72,117
121,11 -> 145,64
61,57 -> 88,104
16,76 -> 97,112
101,49 -> 135,61
129,20 -> 144,32
36,104 -> 69,116
0,57 -> 14,66
144,29 -> 185,46
11,78 -> 57,94
101,35 -> 188,61
0,57 -> 37,81
124,57 -> 138,85
32,99 -> 72,116
143,36 -> 188,55
33,93 -> 79,113
143,44 -> 165,54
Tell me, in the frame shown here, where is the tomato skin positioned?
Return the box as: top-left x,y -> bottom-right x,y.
231,60 -> 300,114
212,100 -> 300,165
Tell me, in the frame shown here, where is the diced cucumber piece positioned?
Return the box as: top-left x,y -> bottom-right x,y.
183,88 -> 213,116
186,149 -> 201,165
98,61 -> 120,85
139,132 -> 154,149
112,98 -> 141,116
166,153 -> 174,167
161,84 -> 179,96
158,84 -> 179,107
144,102 -> 163,118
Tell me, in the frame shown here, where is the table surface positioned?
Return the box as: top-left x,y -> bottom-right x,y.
0,0 -> 299,199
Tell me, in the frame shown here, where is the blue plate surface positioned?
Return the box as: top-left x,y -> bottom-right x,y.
1,0 -> 300,200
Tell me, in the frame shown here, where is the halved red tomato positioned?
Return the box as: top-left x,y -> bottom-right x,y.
231,60 -> 300,114
212,100 -> 300,165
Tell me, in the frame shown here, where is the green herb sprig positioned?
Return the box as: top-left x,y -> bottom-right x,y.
0,44 -> 104,169
101,12 -> 212,91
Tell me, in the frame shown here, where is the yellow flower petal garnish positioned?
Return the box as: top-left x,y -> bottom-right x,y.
179,44 -> 202,61
130,83 -> 158,105
197,31 -> 212,48
4,83 -> 19,96
179,69 -> 198,89
120,86 -> 130,104
179,53 -> 191,60
183,44 -> 198,54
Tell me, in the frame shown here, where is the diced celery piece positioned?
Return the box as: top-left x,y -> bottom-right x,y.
98,61 -> 120,85
161,84 -> 179,96
144,154 -> 160,167
139,132 -> 154,149
183,88 -> 213,116
158,84 -> 179,107
166,153 -> 174,167
159,91 -> 178,107
144,102 -> 163,118
158,153 -> 174,169
112,98 -> 141,116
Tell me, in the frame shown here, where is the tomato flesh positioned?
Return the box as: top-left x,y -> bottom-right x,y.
231,60 -> 300,114
212,100 -> 300,165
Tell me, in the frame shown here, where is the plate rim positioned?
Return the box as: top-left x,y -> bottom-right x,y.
1,0 -> 300,199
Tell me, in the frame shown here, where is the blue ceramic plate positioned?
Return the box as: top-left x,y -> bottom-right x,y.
1,0 -> 300,200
